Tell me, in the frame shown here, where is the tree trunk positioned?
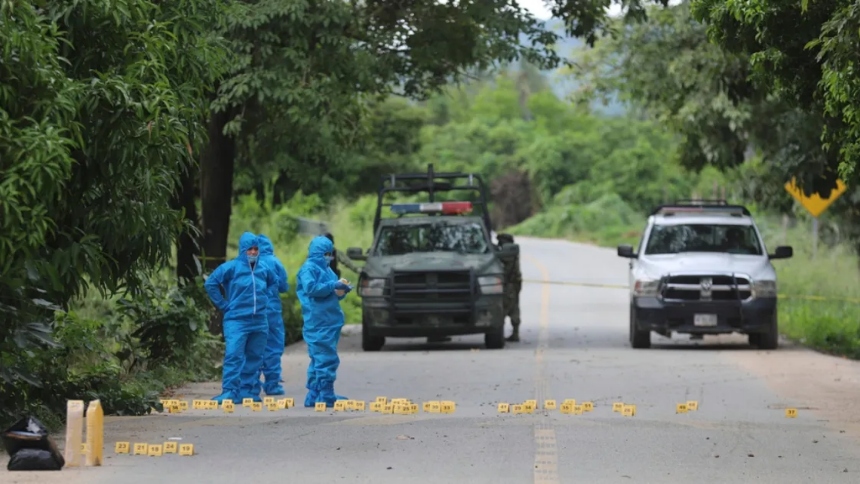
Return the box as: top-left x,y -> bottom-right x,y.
201,108 -> 236,273
200,107 -> 236,336
174,162 -> 200,285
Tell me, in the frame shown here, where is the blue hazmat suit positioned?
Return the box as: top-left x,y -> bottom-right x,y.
252,234 -> 289,396
204,232 -> 279,403
296,236 -> 352,407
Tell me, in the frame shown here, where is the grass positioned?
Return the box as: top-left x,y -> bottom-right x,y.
511,208 -> 860,358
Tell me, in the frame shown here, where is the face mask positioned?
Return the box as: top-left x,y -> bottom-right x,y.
248,255 -> 258,264
325,255 -> 334,263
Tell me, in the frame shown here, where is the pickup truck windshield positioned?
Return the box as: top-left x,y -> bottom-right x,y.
644,224 -> 763,255
375,222 -> 489,255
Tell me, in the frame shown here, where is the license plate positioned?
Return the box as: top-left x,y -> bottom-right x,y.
694,314 -> 718,327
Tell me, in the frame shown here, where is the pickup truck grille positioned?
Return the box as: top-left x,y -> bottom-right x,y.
662,274 -> 751,301
390,270 -> 474,304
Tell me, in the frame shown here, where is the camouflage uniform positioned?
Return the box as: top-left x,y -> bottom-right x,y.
496,234 -> 522,342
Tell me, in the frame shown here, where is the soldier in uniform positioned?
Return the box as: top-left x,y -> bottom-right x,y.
496,233 -> 522,342
324,233 -> 362,277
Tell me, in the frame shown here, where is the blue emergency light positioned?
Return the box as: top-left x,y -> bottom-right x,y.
390,201 -> 473,215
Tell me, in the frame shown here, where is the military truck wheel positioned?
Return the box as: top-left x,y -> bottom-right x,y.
362,320 -> 384,352
485,325 -> 506,349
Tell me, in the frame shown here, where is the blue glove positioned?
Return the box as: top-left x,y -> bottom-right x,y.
335,281 -> 350,291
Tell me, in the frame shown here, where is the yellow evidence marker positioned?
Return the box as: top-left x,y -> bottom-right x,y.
114,442 -> 130,454
223,401 -> 235,413
370,402 -> 382,412
612,402 -> 624,413
375,396 -> 388,405
147,444 -> 163,457
562,399 -> 576,407
263,397 -> 275,406
383,404 -> 394,414
284,398 -> 295,408
163,442 -> 178,454
133,443 -> 148,455
334,401 -> 347,411
498,403 -> 510,413
512,404 -> 524,415
686,401 -> 699,411
192,400 -> 204,410
785,408 -> 798,418
574,405 -> 585,415
441,401 -> 456,414
410,404 -> 419,414
544,400 -> 557,410
267,402 -> 278,412
560,403 -> 573,415
583,402 -> 594,412
676,403 -> 688,414
251,402 -> 263,412
315,402 -> 327,412
179,444 -> 194,456
622,405 -> 636,417
178,401 -> 189,411
243,398 -> 254,408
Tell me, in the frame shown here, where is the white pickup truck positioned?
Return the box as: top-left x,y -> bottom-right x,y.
616,201 -> 793,350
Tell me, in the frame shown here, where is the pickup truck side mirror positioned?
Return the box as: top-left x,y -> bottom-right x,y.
346,247 -> 367,261
617,244 -> 636,258
769,245 -> 793,260
499,243 -> 520,256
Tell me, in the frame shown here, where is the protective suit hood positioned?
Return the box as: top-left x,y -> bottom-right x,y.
308,236 -> 334,267
238,232 -> 258,260
258,234 -> 275,256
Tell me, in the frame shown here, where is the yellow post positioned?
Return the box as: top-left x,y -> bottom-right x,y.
64,400 -> 85,467
85,399 -> 104,466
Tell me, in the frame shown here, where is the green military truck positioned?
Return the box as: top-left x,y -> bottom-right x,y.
346,164 -> 519,351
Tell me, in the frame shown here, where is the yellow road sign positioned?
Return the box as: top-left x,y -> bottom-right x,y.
784,178 -> 847,217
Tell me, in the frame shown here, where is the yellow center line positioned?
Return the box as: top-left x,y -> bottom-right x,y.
524,254 -> 560,484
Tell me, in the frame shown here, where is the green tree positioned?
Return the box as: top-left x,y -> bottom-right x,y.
0,0 -> 228,383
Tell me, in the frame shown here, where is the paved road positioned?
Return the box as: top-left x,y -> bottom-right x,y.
8,237 -> 860,483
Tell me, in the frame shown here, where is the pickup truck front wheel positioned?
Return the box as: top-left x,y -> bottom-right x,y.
485,324 -> 506,349
362,319 -> 385,352
629,306 -> 651,349
750,315 -> 778,350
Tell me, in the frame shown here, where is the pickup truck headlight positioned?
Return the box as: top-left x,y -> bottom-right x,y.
751,280 -> 777,298
633,278 -> 661,297
359,278 -> 385,297
478,275 -> 504,295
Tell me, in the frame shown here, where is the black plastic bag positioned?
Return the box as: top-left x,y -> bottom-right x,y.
7,448 -> 63,471
2,416 -> 65,471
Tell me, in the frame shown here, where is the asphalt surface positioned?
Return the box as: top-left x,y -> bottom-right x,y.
7,236 -> 860,483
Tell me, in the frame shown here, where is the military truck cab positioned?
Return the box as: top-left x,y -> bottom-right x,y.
347,165 -> 516,351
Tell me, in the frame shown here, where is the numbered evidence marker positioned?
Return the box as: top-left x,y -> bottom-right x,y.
582,402 -> 594,412
179,444 -> 194,456
114,442 -> 130,454
267,402 -> 278,412
370,402 -> 383,412
133,443 -> 148,455
178,401 -> 189,411
315,402 -> 327,412
163,442 -> 178,454
497,403 -> 510,413
544,400 -> 557,410
192,399 -> 205,409
334,400 -> 347,411
559,403 -> 574,415
612,402 -> 624,413
785,408 -> 798,418
574,405 -> 585,416
621,405 -> 635,417
251,402 -> 263,412
676,403 -> 688,414
375,396 -> 388,406
222,401 -> 235,413
148,444 -> 164,457
440,401 -> 456,414
243,398 -> 254,408
686,401 -> 699,411
284,398 -> 295,408
263,397 -> 276,406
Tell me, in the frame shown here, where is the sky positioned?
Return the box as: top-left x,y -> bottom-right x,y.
518,0 -> 625,19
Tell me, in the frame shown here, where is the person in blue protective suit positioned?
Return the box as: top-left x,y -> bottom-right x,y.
296,235 -> 353,407
204,232 -> 280,403
252,234 -> 289,396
